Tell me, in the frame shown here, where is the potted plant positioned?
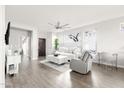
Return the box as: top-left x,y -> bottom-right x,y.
54,38 -> 59,51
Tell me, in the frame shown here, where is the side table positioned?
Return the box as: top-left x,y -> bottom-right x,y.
112,53 -> 118,69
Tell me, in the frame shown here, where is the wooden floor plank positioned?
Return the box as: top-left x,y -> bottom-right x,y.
5,59 -> 124,88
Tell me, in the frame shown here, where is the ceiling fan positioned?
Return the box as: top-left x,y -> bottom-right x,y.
48,21 -> 70,30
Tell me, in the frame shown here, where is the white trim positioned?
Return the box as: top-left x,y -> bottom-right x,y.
0,83 -> 5,88
117,65 -> 124,69
40,60 -> 47,63
10,22 -> 37,31
93,61 -> 124,69
0,5 -> 5,88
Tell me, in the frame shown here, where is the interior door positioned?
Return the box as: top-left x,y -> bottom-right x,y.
38,38 -> 46,57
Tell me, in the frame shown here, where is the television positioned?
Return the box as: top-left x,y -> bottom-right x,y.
5,22 -> 10,45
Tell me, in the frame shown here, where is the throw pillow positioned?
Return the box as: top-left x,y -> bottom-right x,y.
82,51 -> 89,62
81,50 -> 86,60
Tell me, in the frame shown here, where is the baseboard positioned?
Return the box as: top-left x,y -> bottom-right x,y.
117,65 -> 124,69
32,57 -> 38,60
93,61 -> 124,69
40,60 -> 47,63
0,83 -> 5,88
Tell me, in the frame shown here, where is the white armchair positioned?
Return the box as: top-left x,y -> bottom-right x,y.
70,51 -> 93,74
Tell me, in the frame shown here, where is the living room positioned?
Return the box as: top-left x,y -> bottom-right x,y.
1,5 -> 124,88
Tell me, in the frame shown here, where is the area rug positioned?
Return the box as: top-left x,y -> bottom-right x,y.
40,60 -> 71,73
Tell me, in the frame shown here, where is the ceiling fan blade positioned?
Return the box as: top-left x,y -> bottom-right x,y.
48,23 -> 54,26
62,26 -> 71,29
57,21 -> 60,27
61,24 -> 69,27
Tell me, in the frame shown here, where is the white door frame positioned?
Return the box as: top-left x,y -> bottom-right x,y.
0,5 -> 5,88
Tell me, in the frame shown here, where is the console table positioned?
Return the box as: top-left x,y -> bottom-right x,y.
98,52 -> 118,69
6,55 -> 21,75
112,53 -> 118,69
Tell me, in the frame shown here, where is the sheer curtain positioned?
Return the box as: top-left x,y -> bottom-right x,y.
83,31 -> 96,51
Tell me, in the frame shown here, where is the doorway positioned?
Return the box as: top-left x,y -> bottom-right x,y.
38,38 -> 46,57
9,28 -> 32,62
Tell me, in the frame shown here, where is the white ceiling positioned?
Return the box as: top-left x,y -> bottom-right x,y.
5,5 -> 124,32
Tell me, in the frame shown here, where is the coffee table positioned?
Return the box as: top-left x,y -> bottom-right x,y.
47,55 -> 68,65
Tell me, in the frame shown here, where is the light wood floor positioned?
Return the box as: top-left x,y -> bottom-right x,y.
5,58 -> 124,88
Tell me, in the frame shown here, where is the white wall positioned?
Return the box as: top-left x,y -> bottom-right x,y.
38,31 -> 47,38
55,28 -> 96,52
74,16 -> 124,53
0,5 -> 5,88
31,27 -> 38,60
66,16 -> 124,68
56,31 -> 82,48
53,16 -> 124,68
46,32 -> 53,56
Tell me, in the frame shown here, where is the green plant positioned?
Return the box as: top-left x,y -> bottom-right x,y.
54,38 -> 59,50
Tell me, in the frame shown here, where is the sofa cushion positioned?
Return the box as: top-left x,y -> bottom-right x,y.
68,48 -> 73,53
55,51 -> 75,60
85,55 -> 92,63
81,50 -> 86,59
59,47 -> 68,53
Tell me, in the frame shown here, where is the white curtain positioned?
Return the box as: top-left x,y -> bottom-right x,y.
83,31 -> 96,51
